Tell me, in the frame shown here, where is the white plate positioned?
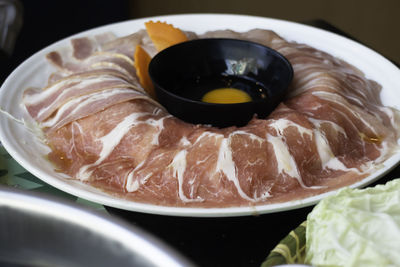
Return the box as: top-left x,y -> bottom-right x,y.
1,14 -> 400,217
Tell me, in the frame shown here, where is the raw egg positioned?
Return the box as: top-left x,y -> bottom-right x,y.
176,74 -> 268,105
202,88 -> 252,104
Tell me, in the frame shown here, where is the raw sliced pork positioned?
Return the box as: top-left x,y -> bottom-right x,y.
22,26 -> 400,207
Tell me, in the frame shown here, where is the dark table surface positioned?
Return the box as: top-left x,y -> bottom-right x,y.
2,2 -> 400,267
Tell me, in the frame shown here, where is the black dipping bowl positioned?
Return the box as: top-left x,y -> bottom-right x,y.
149,38 -> 293,128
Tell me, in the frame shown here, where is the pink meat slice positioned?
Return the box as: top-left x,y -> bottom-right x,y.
23,72 -> 138,122
23,27 -> 400,207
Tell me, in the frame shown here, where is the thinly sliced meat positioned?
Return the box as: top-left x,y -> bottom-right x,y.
23,72 -> 140,122
100,29 -> 152,57
22,26 -> 400,208
47,51 -> 138,81
71,33 -> 118,60
42,87 -> 164,132
71,38 -> 95,60
47,100 -> 165,175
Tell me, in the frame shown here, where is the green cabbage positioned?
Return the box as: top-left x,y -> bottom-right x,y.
305,179 -> 400,267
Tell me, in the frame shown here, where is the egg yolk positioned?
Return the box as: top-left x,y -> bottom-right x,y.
201,88 -> 252,104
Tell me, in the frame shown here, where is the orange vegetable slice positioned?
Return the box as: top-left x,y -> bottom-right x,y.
134,45 -> 155,98
145,20 -> 188,51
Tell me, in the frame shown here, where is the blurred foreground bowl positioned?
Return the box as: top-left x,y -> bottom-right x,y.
0,186 -> 194,267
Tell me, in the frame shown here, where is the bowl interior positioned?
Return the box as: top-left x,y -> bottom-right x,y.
0,187 -> 192,267
149,38 -> 293,127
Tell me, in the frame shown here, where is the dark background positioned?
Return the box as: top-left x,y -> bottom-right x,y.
3,0 -> 400,83
1,0 -> 131,82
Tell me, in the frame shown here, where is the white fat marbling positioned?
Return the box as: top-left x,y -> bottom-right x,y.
144,115 -> 172,145
169,149 -> 203,202
77,112 -> 146,181
41,88 -> 142,128
125,160 -> 151,192
24,75 -> 122,105
269,118 -> 313,138
312,91 -> 379,136
30,76 -> 129,120
310,118 -> 362,174
267,133 -> 306,187
215,135 -> 270,201
231,130 -> 265,143
308,118 -> 347,137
